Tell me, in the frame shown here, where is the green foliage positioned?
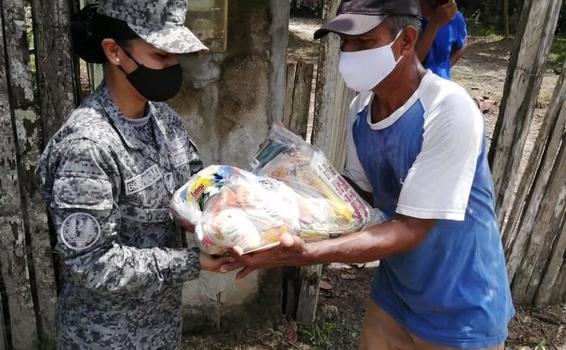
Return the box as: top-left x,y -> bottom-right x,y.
466,21 -> 504,42
298,319 -> 339,349
549,35 -> 566,67
534,340 -> 547,350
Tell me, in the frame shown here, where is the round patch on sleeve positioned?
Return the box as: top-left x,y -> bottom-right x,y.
60,213 -> 101,251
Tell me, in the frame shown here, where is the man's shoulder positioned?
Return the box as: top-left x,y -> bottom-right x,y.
421,73 -> 473,107
449,11 -> 467,29
420,73 -> 483,129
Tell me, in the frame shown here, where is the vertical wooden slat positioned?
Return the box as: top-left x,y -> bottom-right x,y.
503,62 -> 566,281
0,3 -> 39,348
511,130 -> 566,304
2,0 -> 58,342
284,60 -> 314,140
312,0 -> 355,168
31,0 -> 80,142
295,264 -> 323,324
0,294 -> 6,350
283,60 -> 318,323
536,212 -> 566,305
488,0 -> 563,227
290,0 -> 355,325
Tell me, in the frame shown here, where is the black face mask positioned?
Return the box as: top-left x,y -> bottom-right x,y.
119,48 -> 183,102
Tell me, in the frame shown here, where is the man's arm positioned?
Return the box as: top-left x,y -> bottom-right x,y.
227,215 -> 435,279
450,11 -> 468,67
416,1 -> 457,62
450,40 -> 467,67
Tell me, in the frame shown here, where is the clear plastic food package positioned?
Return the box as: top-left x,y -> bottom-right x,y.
170,125 -> 372,255
250,124 -> 372,240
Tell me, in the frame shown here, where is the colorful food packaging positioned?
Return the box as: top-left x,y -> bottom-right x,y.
250,124 -> 372,240
170,124 -> 372,255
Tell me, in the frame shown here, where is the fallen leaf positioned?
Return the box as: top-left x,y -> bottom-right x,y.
320,280 -> 333,290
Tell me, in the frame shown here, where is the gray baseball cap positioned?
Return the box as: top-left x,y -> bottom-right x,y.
314,0 -> 422,39
97,0 -> 208,54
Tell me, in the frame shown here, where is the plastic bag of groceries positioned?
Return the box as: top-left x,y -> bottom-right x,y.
171,165 -> 302,255
250,124 -> 373,239
170,124 -> 372,255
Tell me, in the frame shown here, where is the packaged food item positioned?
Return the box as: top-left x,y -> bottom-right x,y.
171,165 -> 301,255
171,125 -> 373,255
250,124 -> 372,240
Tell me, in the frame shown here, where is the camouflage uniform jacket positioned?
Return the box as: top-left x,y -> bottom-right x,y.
36,83 -> 203,349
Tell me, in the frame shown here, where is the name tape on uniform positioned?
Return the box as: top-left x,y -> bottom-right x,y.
125,165 -> 162,195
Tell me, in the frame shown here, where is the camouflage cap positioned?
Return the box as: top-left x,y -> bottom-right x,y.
97,0 -> 208,54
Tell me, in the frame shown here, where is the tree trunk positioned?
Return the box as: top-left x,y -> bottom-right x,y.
2,0 -> 58,341
488,0 -> 563,228
31,0 -> 80,143
0,7 -> 39,349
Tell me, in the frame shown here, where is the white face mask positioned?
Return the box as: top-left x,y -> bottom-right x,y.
338,31 -> 403,92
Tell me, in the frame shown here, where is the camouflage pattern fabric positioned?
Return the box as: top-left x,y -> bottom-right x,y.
97,0 -> 208,54
36,84 -> 204,349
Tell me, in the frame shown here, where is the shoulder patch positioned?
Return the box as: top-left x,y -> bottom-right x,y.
60,213 -> 101,251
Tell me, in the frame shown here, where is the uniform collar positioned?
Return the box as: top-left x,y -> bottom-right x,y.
94,83 -> 155,150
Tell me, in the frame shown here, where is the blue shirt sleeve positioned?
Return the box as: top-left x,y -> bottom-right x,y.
453,11 -> 467,50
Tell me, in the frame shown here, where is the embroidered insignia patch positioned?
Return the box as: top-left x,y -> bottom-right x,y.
60,213 -> 101,251
164,172 -> 176,193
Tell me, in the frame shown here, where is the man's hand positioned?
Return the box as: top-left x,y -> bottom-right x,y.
430,0 -> 457,27
417,0 -> 458,61
225,233 -> 309,280
199,252 -> 241,273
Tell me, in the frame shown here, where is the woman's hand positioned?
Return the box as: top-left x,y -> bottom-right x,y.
199,253 -> 241,273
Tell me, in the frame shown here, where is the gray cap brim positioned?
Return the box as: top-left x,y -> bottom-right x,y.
314,14 -> 388,40
129,24 -> 209,54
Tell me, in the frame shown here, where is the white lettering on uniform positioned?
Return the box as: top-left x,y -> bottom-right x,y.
125,165 -> 162,195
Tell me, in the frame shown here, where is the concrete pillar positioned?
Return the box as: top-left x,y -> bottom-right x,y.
169,0 -> 290,331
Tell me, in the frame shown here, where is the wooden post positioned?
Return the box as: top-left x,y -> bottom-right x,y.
31,0 -> 80,142
2,0 -> 58,342
535,208 -> 566,305
283,60 -> 318,323
511,131 -> 566,304
289,0 -> 355,325
488,0 -> 563,228
0,6 -> 40,349
312,0 -> 355,169
502,61 -> 566,305
503,61 -> 566,271
284,61 -> 314,141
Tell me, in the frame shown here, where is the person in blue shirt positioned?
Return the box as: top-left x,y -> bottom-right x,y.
226,0 -> 514,349
417,0 -> 468,79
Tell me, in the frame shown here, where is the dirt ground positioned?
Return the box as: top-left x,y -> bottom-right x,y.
183,17 -> 565,350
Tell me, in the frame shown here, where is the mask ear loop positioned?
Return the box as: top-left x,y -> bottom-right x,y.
389,30 -> 405,64
116,46 -> 142,75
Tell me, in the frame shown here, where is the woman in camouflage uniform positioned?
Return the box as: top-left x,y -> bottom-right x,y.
36,1 -> 235,348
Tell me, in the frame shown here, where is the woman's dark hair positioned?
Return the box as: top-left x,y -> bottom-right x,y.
71,4 -> 139,64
